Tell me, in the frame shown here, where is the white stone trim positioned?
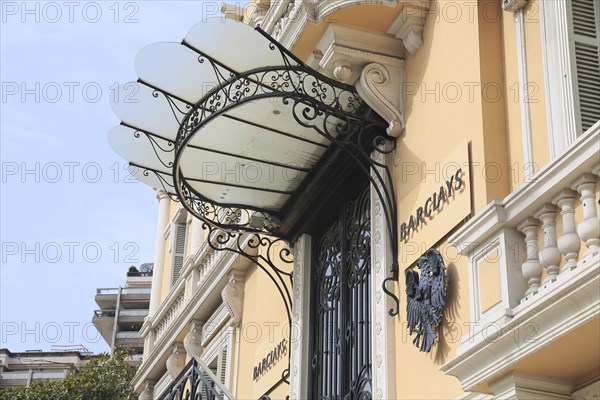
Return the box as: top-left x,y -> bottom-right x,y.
387,1 -> 431,54
202,303 -> 232,347
572,379 -> 600,400
450,123 -> 599,252
288,234 -> 312,400
370,148 -> 397,400
441,254 -> 599,391
357,62 -> 406,137
221,271 -> 245,326
538,0 -> 580,157
489,372 -> 573,400
468,237 -> 504,324
513,7 -> 535,178
132,242 -> 246,392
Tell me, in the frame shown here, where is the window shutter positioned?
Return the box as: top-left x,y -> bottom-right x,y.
219,346 -> 228,385
171,223 -> 187,286
572,0 -> 600,132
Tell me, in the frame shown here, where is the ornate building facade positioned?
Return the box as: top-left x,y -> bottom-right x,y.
108,0 -> 600,398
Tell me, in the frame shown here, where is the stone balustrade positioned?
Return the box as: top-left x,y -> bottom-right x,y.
517,172 -> 599,303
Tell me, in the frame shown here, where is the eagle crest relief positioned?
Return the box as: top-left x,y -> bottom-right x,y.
406,249 -> 447,352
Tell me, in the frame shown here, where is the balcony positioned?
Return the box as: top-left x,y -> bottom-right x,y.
116,330 -> 144,348
95,287 -> 151,310
442,124 -> 600,394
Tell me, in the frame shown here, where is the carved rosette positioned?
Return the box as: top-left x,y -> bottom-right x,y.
166,344 -> 186,379
222,272 -> 245,325
356,62 -> 405,137
183,320 -> 204,358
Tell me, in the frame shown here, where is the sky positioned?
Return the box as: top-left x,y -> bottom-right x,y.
0,0 -> 249,354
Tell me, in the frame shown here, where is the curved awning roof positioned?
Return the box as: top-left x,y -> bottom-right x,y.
108,18 -> 389,236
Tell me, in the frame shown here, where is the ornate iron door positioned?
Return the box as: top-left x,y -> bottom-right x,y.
310,185 -> 372,400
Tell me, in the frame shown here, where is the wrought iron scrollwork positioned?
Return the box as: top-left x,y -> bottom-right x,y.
202,223 -> 293,328
311,184 -> 373,399
164,358 -> 234,400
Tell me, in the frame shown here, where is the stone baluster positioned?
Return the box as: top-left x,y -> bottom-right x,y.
166,343 -> 185,379
534,204 -> 561,283
572,173 -> 600,259
518,217 -> 543,296
552,189 -> 580,271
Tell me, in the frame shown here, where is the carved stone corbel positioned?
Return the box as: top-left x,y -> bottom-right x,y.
165,343 -> 186,379
183,320 -> 204,358
356,62 -> 406,137
308,24 -> 407,137
222,271 -> 245,325
387,1 -> 431,54
138,380 -> 155,400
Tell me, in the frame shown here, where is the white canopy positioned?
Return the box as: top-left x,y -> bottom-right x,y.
108,18 -> 374,228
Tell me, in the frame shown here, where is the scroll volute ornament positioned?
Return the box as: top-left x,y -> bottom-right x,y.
166,344 -> 186,379
183,320 -> 204,359
405,249 -> 447,352
222,272 -> 245,325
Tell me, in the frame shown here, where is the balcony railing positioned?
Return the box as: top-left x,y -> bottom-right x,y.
96,288 -> 151,295
94,309 -> 115,317
163,358 -> 233,400
1,371 -> 30,380
126,271 -> 153,277
116,331 -> 142,339
31,371 -> 67,379
443,122 -> 600,391
119,309 -> 149,317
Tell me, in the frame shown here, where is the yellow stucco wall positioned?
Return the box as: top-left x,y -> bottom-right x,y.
235,262 -> 290,399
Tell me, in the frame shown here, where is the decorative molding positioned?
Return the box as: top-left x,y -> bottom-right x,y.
370,148 -> 396,399
449,125 -> 599,252
538,0 -> 580,157
155,189 -> 169,202
221,271 -> 245,326
306,23 -> 406,136
263,0 -> 405,50
502,0 -> 528,12
357,62 -> 405,137
220,2 -> 244,21
201,303 -> 231,347
489,372 -> 572,399
132,243 -> 245,392
165,344 -> 185,379
442,254 -> 599,391
572,379 -> 600,400
138,380 -> 155,400
183,320 -> 204,359
289,234 -> 312,400
309,23 -> 405,83
387,1 -> 431,54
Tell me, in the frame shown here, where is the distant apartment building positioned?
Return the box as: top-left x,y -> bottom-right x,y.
92,264 -> 153,364
0,346 -> 92,389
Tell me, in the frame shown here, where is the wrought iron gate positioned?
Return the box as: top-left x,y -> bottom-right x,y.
310,184 -> 372,400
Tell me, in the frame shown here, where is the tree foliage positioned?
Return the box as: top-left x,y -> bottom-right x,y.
0,349 -> 137,400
